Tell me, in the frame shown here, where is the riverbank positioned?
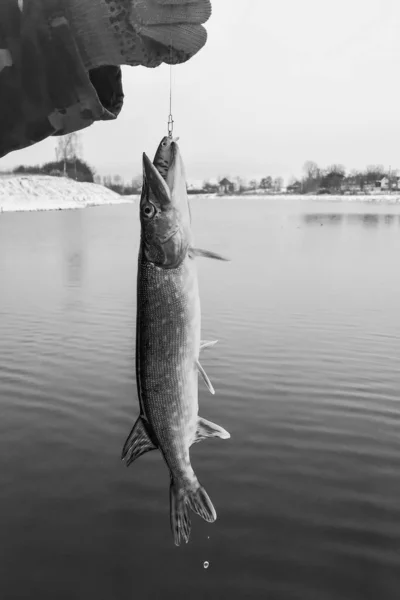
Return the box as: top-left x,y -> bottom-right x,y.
216,193 -> 400,203
2,175 -> 400,213
0,175 -> 133,212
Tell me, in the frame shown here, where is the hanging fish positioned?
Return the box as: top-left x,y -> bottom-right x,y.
152,135 -> 230,261
122,140 -> 230,545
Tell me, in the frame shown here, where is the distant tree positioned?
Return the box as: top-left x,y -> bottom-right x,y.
249,179 -> 258,191
260,176 -> 273,190
102,173 -> 126,194
55,133 -> 81,176
42,158 -> 95,182
365,164 -> 385,185
388,168 -> 399,191
355,170 -> 366,191
321,164 -> 346,192
13,164 -> 41,175
302,160 -> 321,193
131,174 -> 143,192
233,176 -> 246,193
273,176 -> 283,192
303,160 -> 320,180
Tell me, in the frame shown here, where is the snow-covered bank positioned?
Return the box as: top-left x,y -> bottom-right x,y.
292,193 -> 400,203
208,193 -> 400,203
0,175 -> 134,212
2,177 -> 400,213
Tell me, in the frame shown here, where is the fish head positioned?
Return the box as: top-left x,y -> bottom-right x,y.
140,142 -> 191,268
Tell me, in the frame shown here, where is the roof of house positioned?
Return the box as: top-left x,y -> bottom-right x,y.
219,177 -> 233,186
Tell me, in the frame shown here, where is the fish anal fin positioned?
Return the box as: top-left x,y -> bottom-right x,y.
121,416 -> 158,467
200,340 -> 218,351
195,359 -> 215,395
194,417 -> 231,444
189,247 -> 230,262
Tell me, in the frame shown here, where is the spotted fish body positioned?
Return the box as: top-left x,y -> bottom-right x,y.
122,141 -> 230,545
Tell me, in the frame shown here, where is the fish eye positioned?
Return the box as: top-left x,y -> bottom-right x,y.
142,203 -> 156,219
161,141 -> 167,147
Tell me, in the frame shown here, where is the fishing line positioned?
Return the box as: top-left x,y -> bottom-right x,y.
168,62 -> 174,138
167,20 -> 174,138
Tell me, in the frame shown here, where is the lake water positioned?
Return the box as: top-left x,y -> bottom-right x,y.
1,197 -> 400,599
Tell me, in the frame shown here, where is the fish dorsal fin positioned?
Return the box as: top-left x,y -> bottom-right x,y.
195,359 -> 215,395
200,340 -> 218,351
121,416 -> 158,466
189,248 -> 230,261
193,417 -> 231,444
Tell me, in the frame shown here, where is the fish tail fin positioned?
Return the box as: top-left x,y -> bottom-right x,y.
170,477 -> 216,546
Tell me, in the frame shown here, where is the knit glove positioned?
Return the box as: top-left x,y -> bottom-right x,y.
0,0 -> 211,159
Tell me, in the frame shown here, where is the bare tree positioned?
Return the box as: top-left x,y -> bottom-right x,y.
273,176 -> 283,192
55,133 -> 81,177
303,160 -> 320,180
233,176 -> 246,193
103,175 -> 112,188
365,164 -> 385,185
132,174 -> 143,192
249,179 -> 258,191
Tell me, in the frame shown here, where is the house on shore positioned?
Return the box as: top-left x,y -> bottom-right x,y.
378,176 -> 400,191
286,181 -> 302,194
218,178 -> 235,194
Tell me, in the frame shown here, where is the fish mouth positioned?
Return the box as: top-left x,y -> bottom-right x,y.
142,152 -> 172,208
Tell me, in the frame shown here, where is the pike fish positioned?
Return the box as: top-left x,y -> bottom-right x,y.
122,140 -> 230,545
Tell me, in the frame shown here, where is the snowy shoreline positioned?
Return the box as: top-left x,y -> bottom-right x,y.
212,193 -> 400,203
2,175 -> 400,213
0,175 -> 134,213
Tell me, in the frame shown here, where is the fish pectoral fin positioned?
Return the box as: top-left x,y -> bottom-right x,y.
189,247 -> 230,262
195,359 -> 215,395
200,340 -> 218,351
194,417 -> 231,443
121,416 -> 158,467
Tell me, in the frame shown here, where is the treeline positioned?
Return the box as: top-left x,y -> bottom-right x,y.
10,160 -> 142,195
289,162 -> 399,194
9,135 -> 399,198
13,158 -> 95,183
198,176 -> 284,194
100,174 -> 142,195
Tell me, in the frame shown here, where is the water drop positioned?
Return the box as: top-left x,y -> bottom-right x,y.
203,561 -> 210,569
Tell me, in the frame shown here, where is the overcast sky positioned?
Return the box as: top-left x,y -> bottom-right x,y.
1,0 -> 399,183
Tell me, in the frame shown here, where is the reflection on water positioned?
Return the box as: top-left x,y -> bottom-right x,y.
303,213 -> 344,224
61,211 -> 85,289
1,199 -> 400,599
303,212 -> 400,227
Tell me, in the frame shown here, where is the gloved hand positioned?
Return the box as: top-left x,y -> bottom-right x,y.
0,0 -> 211,159
67,0 -> 212,69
